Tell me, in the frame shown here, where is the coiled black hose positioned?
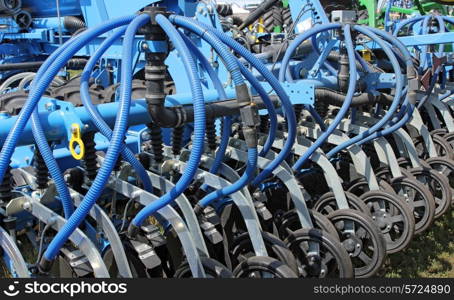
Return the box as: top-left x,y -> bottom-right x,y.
216,4 -> 232,17
206,119 -> 217,151
148,123 -> 164,164
64,16 -> 86,32
0,166 -> 12,202
315,88 -> 394,107
82,132 -> 98,180
34,147 -> 49,189
172,126 -> 184,156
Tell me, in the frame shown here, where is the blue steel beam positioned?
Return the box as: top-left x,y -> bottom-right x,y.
397,32 -> 454,46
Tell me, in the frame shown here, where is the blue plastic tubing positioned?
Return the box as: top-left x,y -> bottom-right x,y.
310,35 -> 337,76
30,111 -> 75,218
393,15 -> 426,36
420,16 -> 431,70
365,27 -> 418,117
0,15 -> 136,195
179,33 -> 231,184
28,38 -> 82,219
278,23 -> 351,172
130,14 -> 206,228
436,16 -> 446,55
357,64 -> 440,146
188,18 -> 297,187
384,0 -> 394,32
43,14 -> 150,261
325,25 -> 404,159
169,15 -> 260,207
199,147 -> 258,208
79,26 -> 153,193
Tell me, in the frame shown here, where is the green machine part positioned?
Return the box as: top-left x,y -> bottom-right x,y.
358,0 -> 450,28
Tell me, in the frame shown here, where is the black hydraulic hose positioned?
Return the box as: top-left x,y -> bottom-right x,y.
64,16 -> 86,32
0,61 -> 44,71
0,58 -> 88,72
151,95 -> 279,128
238,0 -> 279,30
315,88 -> 394,107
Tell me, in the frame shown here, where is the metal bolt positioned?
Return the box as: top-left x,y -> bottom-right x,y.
45,102 -> 55,112
141,131 -> 151,141
196,172 -> 205,181
31,191 -> 41,200
22,202 -> 32,211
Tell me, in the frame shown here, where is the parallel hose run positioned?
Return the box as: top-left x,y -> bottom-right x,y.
129,14 -> 206,233
171,16 -> 260,210
325,25 -> 405,159
0,15 -> 136,209
183,17 -> 297,187
41,14 -> 149,266
291,24 -> 357,171
178,33 -> 231,180
78,25 -> 153,192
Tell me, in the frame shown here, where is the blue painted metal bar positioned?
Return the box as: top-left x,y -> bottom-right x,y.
397,32 -> 454,46
0,87 -> 239,147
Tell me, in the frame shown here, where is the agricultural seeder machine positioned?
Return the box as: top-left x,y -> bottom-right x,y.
0,0 -> 451,278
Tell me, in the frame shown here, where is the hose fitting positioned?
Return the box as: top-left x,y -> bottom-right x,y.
127,223 -> 141,239
38,257 -> 54,274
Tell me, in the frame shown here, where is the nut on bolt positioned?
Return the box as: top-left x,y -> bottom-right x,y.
22,201 -> 32,211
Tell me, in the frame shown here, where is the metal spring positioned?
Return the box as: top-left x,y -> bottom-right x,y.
82,132 -> 98,180
315,100 -> 329,119
294,104 -> 303,123
206,120 -> 217,151
148,123 -> 164,163
0,166 -> 12,202
34,146 -> 49,189
172,126 -> 184,156
259,115 -> 270,133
